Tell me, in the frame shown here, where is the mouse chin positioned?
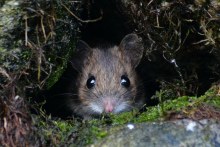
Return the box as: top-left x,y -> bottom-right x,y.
89,101 -> 131,115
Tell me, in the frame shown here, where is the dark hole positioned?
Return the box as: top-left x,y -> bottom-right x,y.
38,0 -> 220,118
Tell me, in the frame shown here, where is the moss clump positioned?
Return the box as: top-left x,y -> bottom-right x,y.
0,0 -> 27,73
45,49 -> 74,89
33,85 -> 220,146
33,116 -> 109,146
23,1 -> 80,90
99,84 -> 220,124
0,1 -> 81,146
1,0 -> 220,146
135,85 -> 220,122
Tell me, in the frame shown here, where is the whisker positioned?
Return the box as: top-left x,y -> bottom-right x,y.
119,90 -> 130,99
94,86 -> 103,98
117,90 -> 133,103
125,103 -> 135,109
52,93 -> 78,97
82,88 -> 99,99
68,99 -> 81,102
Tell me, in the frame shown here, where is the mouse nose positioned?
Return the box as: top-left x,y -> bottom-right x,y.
103,99 -> 115,113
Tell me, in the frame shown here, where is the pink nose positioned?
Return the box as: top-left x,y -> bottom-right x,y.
103,100 -> 114,113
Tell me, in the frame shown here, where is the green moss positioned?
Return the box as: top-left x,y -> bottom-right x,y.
90,125 -> 108,139
201,86 -> 220,109
206,97 -> 220,109
45,42 -> 75,89
0,0 -> 24,68
135,87 -> 220,123
100,96 -> 193,124
45,65 -> 65,89
42,1 -> 80,89
34,85 -> 220,146
109,110 -> 139,125
108,86 -> 220,124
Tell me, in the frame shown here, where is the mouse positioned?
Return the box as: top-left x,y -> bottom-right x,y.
68,33 -> 145,119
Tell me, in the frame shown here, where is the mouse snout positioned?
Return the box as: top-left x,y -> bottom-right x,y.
103,98 -> 116,113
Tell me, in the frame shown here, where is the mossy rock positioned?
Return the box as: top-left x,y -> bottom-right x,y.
34,84 -> 220,146
0,0 -> 81,146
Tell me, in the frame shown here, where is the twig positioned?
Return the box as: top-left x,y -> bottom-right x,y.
61,2 -> 103,23
24,15 -> 28,46
41,15 -> 47,41
0,67 -> 11,81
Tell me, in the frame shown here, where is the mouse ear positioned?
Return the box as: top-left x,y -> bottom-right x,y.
71,40 -> 91,72
119,34 -> 144,67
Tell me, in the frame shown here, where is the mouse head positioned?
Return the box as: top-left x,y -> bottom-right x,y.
71,34 -> 144,118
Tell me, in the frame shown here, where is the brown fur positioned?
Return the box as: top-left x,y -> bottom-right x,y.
69,34 -> 144,118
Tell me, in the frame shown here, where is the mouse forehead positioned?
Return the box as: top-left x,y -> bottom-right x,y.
83,47 -> 131,78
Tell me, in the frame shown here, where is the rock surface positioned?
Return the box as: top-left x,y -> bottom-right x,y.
92,119 -> 220,147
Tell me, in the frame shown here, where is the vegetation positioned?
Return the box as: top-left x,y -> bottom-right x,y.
0,0 -> 220,146
33,85 -> 220,146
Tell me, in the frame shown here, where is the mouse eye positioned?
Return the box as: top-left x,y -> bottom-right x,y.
87,76 -> 96,89
121,75 -> 130,88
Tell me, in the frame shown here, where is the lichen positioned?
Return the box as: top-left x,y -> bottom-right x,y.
0,0 -> 24,71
